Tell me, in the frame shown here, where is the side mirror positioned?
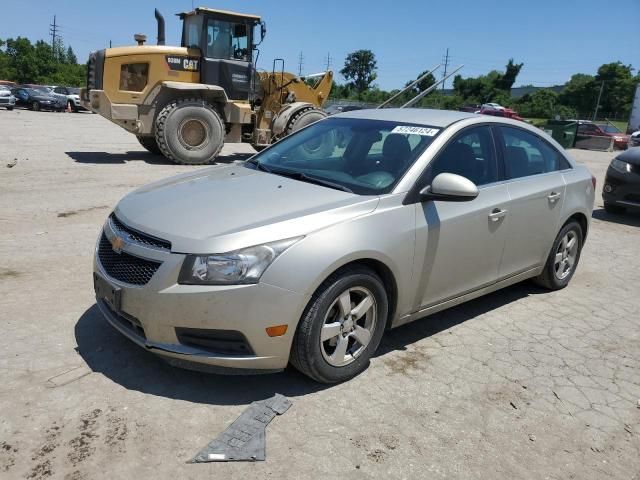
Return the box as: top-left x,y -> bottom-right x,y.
419,173 -> 479,202
254,21 -> 267,47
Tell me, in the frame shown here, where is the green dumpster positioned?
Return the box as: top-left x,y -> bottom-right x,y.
543,120 -> 578,149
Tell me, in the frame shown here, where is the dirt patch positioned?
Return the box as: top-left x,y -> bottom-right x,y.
28,423 -> 62,478
27,459 -> 53,479
67,409 -> 102,466
383,350 -> 427,375
0,441 -> 18,472
105,412 -> 128,453
366,448 -> 388,463
0,268 -> 21,279
378,434 -> 399,450
57,206 -> 109,218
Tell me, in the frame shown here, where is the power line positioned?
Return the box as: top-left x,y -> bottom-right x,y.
49,15 -> 62,59
325,52 -> 332,71
442,48 -> 450,91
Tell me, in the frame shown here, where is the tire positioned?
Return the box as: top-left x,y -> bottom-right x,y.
136,135 -> 161,154
155,97 -> 225,165
604,202 -> 625,214
533,220 -> 583,290
31,101 -> 40,111
290,266 -> 388,383
68,100 -> 78,113
285,108 -> 333,160
6,106 -> 13,111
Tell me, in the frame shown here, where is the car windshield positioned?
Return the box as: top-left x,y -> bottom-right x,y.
246,117 -> 440,195
598,124 -> 621,134
68,88 -> 80,94
25,88 -> 41,95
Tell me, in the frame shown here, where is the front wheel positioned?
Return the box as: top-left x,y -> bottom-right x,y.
31,101 -> 40,111
533,221 -> 583,290
68,100 -> 78,113
6,106 -> 13,111
154,98 -> 225,165
290,266 -> 388,383
136,135 -> 161,154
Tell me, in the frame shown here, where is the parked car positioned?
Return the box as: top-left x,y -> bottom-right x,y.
576,121 -> 629,150
630,130 -> 640,148
479,106 -> 525,122
11,87 -> 66,111
481,102 -> 505,111
51,86 -> 84,112
93,109 -> 595,383
602,148 -> 640,214
0,85 -> 16,110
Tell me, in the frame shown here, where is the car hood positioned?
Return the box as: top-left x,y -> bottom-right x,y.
616,148 -> 640,166
114,163 -> 379,253
0,90 -> 11,97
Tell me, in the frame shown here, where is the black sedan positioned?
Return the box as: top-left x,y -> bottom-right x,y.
11,87 -> 66,111
602,148 -> 640,214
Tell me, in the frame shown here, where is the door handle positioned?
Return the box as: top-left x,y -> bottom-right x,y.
547,192 -> 562,202
488,208 -> 508,222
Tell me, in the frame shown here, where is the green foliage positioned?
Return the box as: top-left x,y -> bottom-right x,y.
0,36 -> 85,86
595,62 -> 636,117
559,74 -> 598,117
340,50 -> 377,94
453,59 -> 523,103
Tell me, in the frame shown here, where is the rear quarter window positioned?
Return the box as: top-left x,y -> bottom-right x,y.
501,126 -> 571,179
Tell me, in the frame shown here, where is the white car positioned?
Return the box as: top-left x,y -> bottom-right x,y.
51,86 -> 84,112
481,103 -> 505,111
0,86 -> 16,110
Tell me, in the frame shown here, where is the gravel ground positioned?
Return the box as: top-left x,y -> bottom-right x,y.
0,109 -> 639,480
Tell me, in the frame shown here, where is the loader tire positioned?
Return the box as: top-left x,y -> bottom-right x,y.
286,108 -> 332,160
136,135 -> 161,154
155,98 -> 225,165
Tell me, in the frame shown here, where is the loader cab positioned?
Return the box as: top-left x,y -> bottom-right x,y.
179,8 -> 263,101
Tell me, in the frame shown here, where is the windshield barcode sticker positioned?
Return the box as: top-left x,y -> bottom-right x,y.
391,126 -> 440,136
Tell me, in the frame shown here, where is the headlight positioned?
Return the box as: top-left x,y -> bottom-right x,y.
178,237 -> 302,285
611,158 -> 631,174
42,100 -> 51,104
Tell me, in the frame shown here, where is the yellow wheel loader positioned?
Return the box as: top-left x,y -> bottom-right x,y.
80,7 -> 333,165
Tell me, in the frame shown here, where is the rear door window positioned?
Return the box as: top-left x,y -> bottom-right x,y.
499,127 -> 570,180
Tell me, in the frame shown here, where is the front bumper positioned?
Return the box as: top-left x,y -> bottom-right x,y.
93,219 -> 310,372
0,97 -> 15,107
602,166 -> 640,208
80,88 -> 142,132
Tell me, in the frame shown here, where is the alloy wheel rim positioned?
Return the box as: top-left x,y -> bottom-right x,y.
178,118 -> 209,150
554,230 -> 578,280
320,286 -> 377,367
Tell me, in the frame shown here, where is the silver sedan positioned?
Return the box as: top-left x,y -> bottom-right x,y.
93,109 -> 595,383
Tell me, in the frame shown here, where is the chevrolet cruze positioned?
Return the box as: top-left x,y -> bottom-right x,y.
94,109 -> 595,383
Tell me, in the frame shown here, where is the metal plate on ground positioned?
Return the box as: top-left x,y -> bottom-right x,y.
189,393 -> 292,463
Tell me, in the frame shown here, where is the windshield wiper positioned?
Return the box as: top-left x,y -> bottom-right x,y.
247,160 -> 353,193
276,170 -> 354,193
247,158 -> 273,173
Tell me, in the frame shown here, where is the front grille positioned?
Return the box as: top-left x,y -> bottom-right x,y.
98,233 -> 161,285
110,214 -> 171,251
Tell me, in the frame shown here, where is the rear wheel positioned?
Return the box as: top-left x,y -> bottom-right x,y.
604,202 -> 625,214
136,135 -> 161,155
31,101 -> 40,111
155,98 -> 225,165
290,266 -> 388,383
533,220 -> 583,290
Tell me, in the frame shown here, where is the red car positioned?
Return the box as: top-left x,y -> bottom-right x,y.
479,107 -> 525,122
577,121 -> 629,150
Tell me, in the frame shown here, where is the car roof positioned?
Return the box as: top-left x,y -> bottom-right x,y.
333,108 -> 477,128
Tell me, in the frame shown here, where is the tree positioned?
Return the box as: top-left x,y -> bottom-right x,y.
65,46 -> 78,65
594,62 -> 636,117
340,50 -> 377,94
453,59 -> 523,103
559,74 -> 598,117
495,59 -> 524,91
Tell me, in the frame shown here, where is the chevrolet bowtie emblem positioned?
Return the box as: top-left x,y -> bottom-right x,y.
110,235 -> 125,254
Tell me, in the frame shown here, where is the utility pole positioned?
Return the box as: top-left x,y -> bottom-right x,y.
441,48 -> 450,92
297,51 -> 304,76
49,15 -> 61,60
109,40 -> 112,48
325,52 -> 332,71
593,80 -> 605,121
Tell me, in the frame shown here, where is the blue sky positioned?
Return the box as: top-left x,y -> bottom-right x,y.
1,0 -> 637,90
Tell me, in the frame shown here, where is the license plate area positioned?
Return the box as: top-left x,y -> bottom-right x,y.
94,273 -> 121,313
